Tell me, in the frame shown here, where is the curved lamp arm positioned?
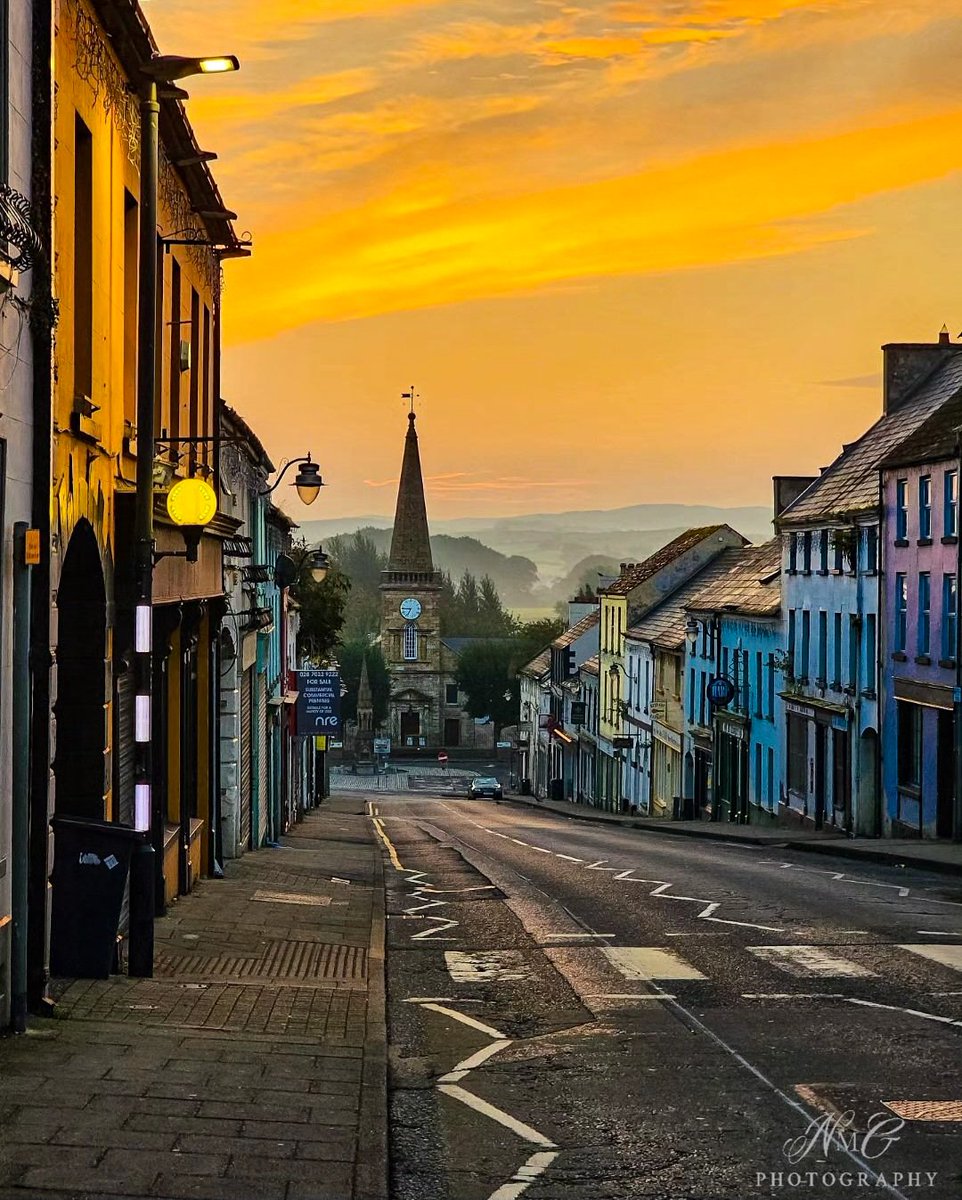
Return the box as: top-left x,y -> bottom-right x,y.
258,454 -> 325,504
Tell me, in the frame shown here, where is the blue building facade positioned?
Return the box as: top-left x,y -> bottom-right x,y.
684,541 -> 783,824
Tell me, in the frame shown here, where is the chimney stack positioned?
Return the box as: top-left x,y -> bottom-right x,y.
882,329 -> 962,415
773,475 -> 817,519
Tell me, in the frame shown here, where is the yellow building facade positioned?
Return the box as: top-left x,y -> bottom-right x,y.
38,0 -> 244,983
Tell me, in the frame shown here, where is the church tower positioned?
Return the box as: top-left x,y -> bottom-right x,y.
380,410 -> 444,749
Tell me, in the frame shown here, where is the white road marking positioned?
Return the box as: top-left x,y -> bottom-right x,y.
899,944 -> 962,972
602,946 -> 707,981
439,1039 -> 512,1082
420,885 -> 498,894
445,950 -> 534,983
585,993 -> 677,1000
703,917 -> 785,932
928,990 -> 962,996
531,846 -> 552,854
555,854 -> 584,862
845,998 -> 962,1029
487,1151 -> 560,1200
538,932 -> 614,941
510,838 -> 530,847
411,918 -> 459,941
750,946 -> 874,978
417,1002 -> 507,1039
585,860 -> 619,871
917,930 -> 962,936
742,993 -> 847,1000
439,1084 -> 557,1148
759,862 -> 911,897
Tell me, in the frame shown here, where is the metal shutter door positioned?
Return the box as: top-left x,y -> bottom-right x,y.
240,668 -> 253,851
257,674 -> 268,845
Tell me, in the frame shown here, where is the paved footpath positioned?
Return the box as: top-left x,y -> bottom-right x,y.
0,797 -> 386,1200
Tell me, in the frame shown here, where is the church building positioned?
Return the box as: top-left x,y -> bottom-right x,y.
380,410 -> 494,752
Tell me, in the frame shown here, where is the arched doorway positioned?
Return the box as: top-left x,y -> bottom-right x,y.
857,729 -> 881,837
54,519 -> 108,818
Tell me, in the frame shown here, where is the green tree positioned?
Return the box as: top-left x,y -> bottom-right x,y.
338,640 -> 391,728
294,565 -> 350,663
455,640 -> 518,735
326,531 -> 389,640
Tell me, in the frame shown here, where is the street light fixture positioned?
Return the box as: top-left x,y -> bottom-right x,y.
130,48 -> 240,980
259,455 -> 325,506
273,546 -> 330,590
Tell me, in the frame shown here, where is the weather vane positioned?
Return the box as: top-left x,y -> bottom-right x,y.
401,386 -> 419,417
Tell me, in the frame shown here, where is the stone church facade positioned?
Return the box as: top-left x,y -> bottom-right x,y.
380,412 -> 494,752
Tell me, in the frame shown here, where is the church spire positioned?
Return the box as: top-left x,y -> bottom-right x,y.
388,410 -> 434,574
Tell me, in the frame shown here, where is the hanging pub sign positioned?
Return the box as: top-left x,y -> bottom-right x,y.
570,701 -> 586,726
706,675 -> 736,708
295,669 -> 341,734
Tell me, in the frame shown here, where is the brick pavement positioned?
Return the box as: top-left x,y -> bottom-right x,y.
0,797 -> 386,1200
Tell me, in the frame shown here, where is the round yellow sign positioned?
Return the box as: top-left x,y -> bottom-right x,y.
166,478 -> 218,528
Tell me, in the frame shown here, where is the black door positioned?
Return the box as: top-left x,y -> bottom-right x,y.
814,723 -> 827,830
833,728 -> 851,832
401,710 -> 420,745
937,711 -> 955,839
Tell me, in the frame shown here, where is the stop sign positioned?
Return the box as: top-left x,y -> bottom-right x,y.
438,751 -> 448,764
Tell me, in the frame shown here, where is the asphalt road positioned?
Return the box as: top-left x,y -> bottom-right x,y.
372,790 -> 962,1200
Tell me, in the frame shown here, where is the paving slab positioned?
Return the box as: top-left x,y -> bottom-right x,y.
0,796 -> 387,1200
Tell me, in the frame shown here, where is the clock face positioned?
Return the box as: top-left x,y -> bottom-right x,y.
400,597 -> 422,620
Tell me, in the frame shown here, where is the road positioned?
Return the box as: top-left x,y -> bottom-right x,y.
371,790 -> 962,1200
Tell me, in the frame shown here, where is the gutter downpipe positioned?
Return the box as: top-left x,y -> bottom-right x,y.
27,0 -> 54,1014
11,526 -> 34,1031
955,432 -> 962,842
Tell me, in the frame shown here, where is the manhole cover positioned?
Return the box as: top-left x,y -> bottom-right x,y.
884,1100 -> 962,1121
156,940 -> 367,984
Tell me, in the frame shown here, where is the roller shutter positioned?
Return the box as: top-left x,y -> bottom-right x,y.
239,667 -> 253,851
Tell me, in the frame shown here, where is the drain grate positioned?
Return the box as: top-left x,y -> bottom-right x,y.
884,1100 -> 962,1122
156,940 -> 367,984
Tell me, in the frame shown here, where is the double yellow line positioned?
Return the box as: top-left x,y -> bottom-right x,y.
371,813 -> 404,872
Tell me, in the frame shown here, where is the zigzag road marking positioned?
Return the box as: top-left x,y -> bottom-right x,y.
759,861 -> 911,898
407,999 -> 560,1199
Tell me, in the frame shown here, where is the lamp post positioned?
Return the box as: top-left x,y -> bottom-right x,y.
130,53 -> 239,979
258,455 -> 325,505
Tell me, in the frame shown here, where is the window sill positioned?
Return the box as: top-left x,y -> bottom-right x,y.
815,678 -> 827,688
861,689 -> 876,700
891,651 -> 907,662
917,538 -> 933,547
843,685 -> 857,696
816,569 -> 829,576
939,658 -> 957,670
893,538 -> 909,548
914,655 -> 931,666
942,535 -> 959,545
829,680 -> 841,690
862,569 -> 878,578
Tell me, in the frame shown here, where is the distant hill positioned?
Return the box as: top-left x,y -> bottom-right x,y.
299,502 -> 773,590
322,526 -> 540,606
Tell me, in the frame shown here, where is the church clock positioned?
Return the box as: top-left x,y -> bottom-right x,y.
399,597 -> 422,620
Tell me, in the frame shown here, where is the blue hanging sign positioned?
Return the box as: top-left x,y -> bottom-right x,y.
706,675 -> 736,708
295,669 -> 341,734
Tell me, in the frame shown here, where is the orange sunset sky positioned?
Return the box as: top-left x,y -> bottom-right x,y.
147,0 -> 962,522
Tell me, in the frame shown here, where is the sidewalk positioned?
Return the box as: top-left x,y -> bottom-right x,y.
0,796 -> 386,1200
506,792 -> 962,876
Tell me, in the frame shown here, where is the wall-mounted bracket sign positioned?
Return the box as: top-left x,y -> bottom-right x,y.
706,675 -> 736,708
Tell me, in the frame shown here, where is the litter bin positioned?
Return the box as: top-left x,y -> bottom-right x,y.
520,778 -> 531,796
50,816 -> 141,979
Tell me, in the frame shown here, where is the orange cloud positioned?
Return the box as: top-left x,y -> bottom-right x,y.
223,105 -> 962,340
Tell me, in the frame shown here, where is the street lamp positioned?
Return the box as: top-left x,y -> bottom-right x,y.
130,49 -> 239,980
259,455 -> 325,506
273,546 -> 330,590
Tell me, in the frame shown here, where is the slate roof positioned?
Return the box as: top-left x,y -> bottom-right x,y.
624,549 -> 744,651
601,526 -> 725,596
581,654 -> 600,676
685,539 -> 782,619
780,352 -> 962,524
551,610 -> 600,650
520,648 -> 551,678
879,390 -> 962,470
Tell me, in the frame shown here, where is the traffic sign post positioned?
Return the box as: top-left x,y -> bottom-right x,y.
438,751 -> 448,771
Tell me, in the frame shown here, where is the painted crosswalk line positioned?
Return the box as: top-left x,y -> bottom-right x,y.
444,950 -> 535,983
749,946 -> 874,977
883,1100 -> 962,1121
602,946 -> 707,980
898,944 -> 962,972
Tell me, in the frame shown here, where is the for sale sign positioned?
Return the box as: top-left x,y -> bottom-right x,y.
295,669 -> 341,734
